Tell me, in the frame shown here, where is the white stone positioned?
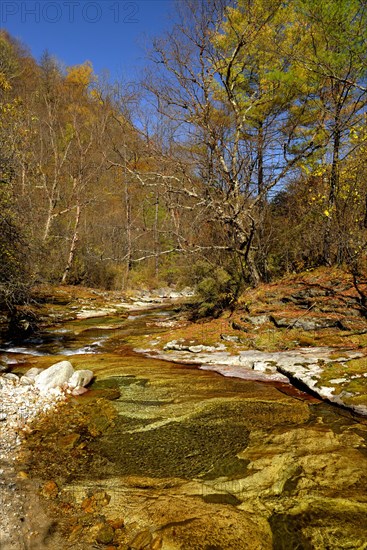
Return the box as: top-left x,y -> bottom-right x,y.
76,308 -> 116,320
34,361 -> 74,392
19,376 -> 34,386
318,386 -> 336,399
67,369 -> 94,389
3,373 -> 19,382
252,361 -> 277,373
71,386 -> 89,396
24,367 -> 43,379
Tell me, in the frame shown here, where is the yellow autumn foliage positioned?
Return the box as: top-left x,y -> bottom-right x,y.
0,71 -> 11,91
65,61 -> 95,89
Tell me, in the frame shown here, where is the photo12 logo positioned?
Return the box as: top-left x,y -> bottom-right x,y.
1,1 -> 140,24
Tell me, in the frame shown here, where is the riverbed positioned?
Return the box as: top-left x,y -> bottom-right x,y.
1,306 -> 367,549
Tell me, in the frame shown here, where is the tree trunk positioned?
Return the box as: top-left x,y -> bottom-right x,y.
154,192 -> 159,279
323,105 -> 341,265
256,121 -> 267,279
243,221 -> 261,287
363,193 -> 367,229
246,249 -> 261,287
61,203 -> 81,284
124,175 -> 132,273
43,199 -> 54,241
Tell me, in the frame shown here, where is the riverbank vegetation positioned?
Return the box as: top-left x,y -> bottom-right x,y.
1,0 -> 367,323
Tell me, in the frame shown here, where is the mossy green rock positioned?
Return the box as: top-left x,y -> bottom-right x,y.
96,523 -> 114,544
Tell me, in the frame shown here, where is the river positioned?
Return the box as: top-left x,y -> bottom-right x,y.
3,306 -> 367,549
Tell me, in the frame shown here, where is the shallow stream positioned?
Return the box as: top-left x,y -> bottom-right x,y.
4,307 -> 367,549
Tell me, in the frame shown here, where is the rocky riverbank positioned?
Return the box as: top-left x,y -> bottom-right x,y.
133,268 -> 367,416
0,361 -> 96,549
0,372 -> 68,549
138,342 -> 367,415
35,285 -> 194,324
0,284 -> 194,342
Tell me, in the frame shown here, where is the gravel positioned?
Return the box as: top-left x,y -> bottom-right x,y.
0,373 -> 67,549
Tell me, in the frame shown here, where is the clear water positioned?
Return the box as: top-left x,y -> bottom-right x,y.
7,307 -> 367,549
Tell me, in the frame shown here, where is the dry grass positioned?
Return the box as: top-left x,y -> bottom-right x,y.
153,267 -> 367,355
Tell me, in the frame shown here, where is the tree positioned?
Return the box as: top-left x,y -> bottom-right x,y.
0,32 -> 33,322
143,0 -> 323,286
59,63 -> 112,283
290,0 -> 367,264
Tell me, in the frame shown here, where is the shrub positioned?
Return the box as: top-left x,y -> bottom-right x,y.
191,260 -> 242,318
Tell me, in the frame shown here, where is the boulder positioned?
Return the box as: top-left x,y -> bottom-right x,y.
68,369 -> 94,389
25,367 -> 43,379
270,315 -> 339,331
20,367 -> 43,385
20,376 -> 35,386
3,373 -> 19,382
35,360 -> 74,392
244,315 -> 270,326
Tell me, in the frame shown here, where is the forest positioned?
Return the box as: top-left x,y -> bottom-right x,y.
1,0 -> 367,319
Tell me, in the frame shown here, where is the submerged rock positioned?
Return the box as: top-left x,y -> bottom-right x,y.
95,522 -> 115,545
41,480 -> 59,499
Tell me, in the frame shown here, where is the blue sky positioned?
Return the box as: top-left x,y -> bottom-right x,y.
1,0 -> 176,80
